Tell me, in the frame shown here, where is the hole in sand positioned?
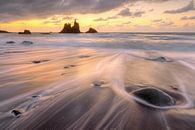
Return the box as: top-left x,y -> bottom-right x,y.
132,87 -> 175,107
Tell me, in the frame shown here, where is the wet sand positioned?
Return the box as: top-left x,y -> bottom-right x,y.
0,46 -> 195,130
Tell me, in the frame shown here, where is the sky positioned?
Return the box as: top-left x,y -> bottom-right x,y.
0,0 -> 195,32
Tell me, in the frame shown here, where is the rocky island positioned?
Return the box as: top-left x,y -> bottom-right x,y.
86,28 -> 98,33
18,30 -> 31,34
60,20 -> 98,33
60,20 -> 80,33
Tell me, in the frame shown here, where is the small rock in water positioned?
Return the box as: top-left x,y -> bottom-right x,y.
32,61 -> 41,64
79,55 -> 90,58
18,30 -> 31,34
92,81 -> 105,87
64,65 -> 76,69
86,28 -> 98,33
22,41 -> 33,45
32,95 -> 40,98
32,60 -> 49,64
132,87 -> 175,107
64,66 -> 70,69
170,85 -> 178,90
146,56 -> 172,62
6,41 -> 15,44
11,109 -> 22,118
21,41 -> 34,45
70,65 -> 76,67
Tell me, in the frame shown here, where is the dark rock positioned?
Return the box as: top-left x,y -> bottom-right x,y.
21,41 -> 34,45
170,85 -> 178,90
32,95 -> 40,98
11,109 -> 22,118
18,30 -> 31,34
86,28 -> 98,33
6,41 -> 15,44
70,65 -> 76,67
0,30 -> 9,33
32,60 -> 49,64
60,20 -> 80,33
146,56 -> 172,62
72,20 -> 80,33
64,66 -> 70,69
132,87 -> 175,107
92,81 -> 105,87
79,55 -> 91,58
64,65 -> 76,69
32,61 -> 41,64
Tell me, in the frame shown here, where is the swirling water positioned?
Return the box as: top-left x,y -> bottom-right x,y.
0,32 -> 195,130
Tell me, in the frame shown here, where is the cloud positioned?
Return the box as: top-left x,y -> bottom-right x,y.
148,9 -> 154,12
123,21 -> 131,24
152,19 -> 162,22
152,19 -> 174,26
118,8 -> 132,16
181,15 -> 195,20
118,8 -> 145,17
62,16 -> 76,20
94,16 -> 118,21
94,18 -> 107,21
160,21 -> 174,26
43,20 -> 62,25
0,0 -> 170,22
164,0 -> 194,14
154,20 -> 174,26
133,10 -> 145,17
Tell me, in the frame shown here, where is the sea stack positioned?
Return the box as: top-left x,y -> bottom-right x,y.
18,30 -> 31,34
60,20 -> 81,33
86,28 -> 98,33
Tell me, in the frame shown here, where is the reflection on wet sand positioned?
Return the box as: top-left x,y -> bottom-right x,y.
0,47 -> 195,130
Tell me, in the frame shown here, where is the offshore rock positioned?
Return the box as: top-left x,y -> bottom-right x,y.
60,20 -> 80,33
86,28 -> 98,33
18,30 -> 31,34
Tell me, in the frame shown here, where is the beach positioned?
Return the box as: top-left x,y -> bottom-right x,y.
0,32 -> 195,130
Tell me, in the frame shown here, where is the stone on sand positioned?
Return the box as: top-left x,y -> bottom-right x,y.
11,109 -> 22,118
132,87 -> 175,107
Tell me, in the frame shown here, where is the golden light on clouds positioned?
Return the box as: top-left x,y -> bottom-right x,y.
0,0 -> 195,32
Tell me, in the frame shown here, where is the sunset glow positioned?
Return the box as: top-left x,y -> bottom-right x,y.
0,0 -> 195,32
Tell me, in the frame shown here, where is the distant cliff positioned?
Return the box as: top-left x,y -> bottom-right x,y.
60,20 -> 81,33
0,30 -> 9,33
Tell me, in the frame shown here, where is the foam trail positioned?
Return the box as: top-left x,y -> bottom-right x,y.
179,60 -> 195,71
